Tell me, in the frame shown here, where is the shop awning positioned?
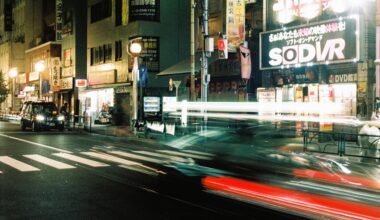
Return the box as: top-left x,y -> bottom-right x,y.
157,52 -> 219,76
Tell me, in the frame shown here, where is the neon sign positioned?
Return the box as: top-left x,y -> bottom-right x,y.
272,0 -> 349,24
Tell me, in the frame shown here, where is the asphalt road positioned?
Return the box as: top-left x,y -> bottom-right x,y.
0,121 -> 299,220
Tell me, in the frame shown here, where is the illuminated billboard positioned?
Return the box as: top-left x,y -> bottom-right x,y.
260,17 -> 359,70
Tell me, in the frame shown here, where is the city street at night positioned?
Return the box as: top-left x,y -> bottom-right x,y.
1,0 -> 380,219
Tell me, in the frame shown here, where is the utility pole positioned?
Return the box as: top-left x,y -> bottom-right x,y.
201,0 -> 209,131
201,0 -> 209,104
190,0 -> 196,101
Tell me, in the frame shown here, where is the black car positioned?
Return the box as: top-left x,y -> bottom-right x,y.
20,101 -> 65,131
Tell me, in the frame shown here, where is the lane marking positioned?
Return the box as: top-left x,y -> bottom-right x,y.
53,153 -> 110,167
182,150 -> 213,156
0,156 -> 40,172
24,154 -> 76,169
157,150 -> 210,160
0,133 -> 72,153
81,152 -> 141,166
110,151 -> 166,164
134,151 -> 188,163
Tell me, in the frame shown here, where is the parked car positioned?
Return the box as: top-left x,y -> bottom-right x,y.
20,101 -> 65,131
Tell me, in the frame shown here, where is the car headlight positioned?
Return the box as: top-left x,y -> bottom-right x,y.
58,116 -> 65,121
36,115 -> 45,121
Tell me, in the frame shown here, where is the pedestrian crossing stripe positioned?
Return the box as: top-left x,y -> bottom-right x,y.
24,154 -> 76,169
53,153 -> 110,167
81,152 -> 141,166
134,151 -> 189,163
0,156 -> 40,172
110,151 -> 166,164
157,150 -> 211,160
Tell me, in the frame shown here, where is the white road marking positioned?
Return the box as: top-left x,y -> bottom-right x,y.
81,152 -> 140,166
0,156 -> 40,172
110,151 -> 165,164
157,150 -> 210,160
182,150 -> 213,157
24,154 -> 76,169
0,133 -> 72,153
53,153 -> 109,167
133,151 -> 188,163
118,165 -> 160,176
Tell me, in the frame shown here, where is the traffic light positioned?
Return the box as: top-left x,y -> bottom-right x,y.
218,34 -> 228,59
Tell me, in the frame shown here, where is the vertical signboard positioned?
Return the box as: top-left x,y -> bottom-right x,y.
56,0 -> 63,41
226,0 -> 245,52
50,58 -> 61,91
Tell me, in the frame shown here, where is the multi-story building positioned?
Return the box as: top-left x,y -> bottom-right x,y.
82,0 -> 190,125
0,0 -> 26,112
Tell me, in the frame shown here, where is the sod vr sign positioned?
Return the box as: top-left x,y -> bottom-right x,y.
260,17 -> 359,70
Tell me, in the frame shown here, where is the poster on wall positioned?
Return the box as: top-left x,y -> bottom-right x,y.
226,0 -> 245,52
260,17 -> 359,70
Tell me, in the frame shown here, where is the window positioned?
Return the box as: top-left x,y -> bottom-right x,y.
115,0 -> 122,26
115,41 -> 122,61
90,44 -> 113,65
91,0 -> 112,23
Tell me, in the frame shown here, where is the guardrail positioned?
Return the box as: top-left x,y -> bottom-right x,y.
303,129 -> 380,159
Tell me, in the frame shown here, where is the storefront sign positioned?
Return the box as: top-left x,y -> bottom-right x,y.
240,45 -> 251,79
75,79 -> 87,88
115,86 -> 129,94
62,67 -> 73,77
260,17 -> 358,70
61,77 -> 73,90
56,0 -> 63,41
226,0 -> 245,52
129,0 -> 160,22
29,71 -> 39,81
50,57 -> 61,91
88,70 -> 116,85
144,96 -> 160,113
332,73 -> 358,83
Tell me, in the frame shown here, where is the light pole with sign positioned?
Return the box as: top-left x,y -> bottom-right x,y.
8,68 -> 18,112
35,61 -> 45,100
129,41 -> 142,128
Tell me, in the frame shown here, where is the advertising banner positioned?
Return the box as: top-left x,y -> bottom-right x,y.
50,57 -> 61,91
226,0 -> 245,52
240,45 -> 251,80
260,17 -> 358,70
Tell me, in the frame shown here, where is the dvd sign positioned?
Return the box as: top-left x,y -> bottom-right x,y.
260,17 -> 358,70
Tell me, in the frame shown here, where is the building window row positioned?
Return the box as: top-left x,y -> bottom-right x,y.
90,0 -> 112,23
115,40 -> 123,61
90,44 -> 112,65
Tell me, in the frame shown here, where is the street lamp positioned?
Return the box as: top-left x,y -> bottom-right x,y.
129,41 -> 142,127
34,61 -> 45,100
8,68 -> 18,112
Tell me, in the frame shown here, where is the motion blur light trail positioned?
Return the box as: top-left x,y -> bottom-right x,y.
202,176 -> 380,220
294,169 -> 380,191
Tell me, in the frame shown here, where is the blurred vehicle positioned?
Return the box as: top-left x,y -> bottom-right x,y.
20,101 -> 65,131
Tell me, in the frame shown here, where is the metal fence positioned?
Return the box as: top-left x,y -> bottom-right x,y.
303,130 -> 380,159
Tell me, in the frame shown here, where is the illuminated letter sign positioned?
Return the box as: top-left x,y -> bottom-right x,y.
260,17 -> 358,70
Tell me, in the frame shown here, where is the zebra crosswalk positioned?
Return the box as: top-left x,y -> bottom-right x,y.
0,149 -> 212,175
